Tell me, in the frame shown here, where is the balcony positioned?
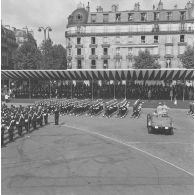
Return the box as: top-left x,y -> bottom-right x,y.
75,44 -> 83,48
165,43 -> 173,46
101,43 -> 110,47
114,54 -> 122,60
178,42 -> 187,46
126,54 -> 133,60
164,54 -> 174,58
89,55 -> 98,59
91,65 -> 96,69
101,55 -> 110,59
75,55 -> 84,60
89,44 -> 98,48
67,56 -> 72,61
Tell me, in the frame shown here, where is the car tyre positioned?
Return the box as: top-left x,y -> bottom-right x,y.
148,126 -> 152,134
169,128 -> 174,135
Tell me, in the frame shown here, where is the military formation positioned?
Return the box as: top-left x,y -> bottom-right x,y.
1,103 -> 49,147
1,98 -> 144,147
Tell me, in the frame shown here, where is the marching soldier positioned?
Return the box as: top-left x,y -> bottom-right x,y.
24,111 -> 30,133
32,111 -> 37,129
8,116 -> 15,142
54,106 -> 60,125
43,107 -> 49,125
1,119 -> 6,147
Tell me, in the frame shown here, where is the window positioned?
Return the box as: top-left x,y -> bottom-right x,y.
180,12 -> 185,20
103,14 -> 109,23
91,48 -> 95,55
77,14 -> 82,21
179,46 -> 185,54
91,60 -> 96,68
141,36 -> 145,43
116,59 -> 121,68
103,60 -> 108,69
181,23 -> 185,31
154,12 -> 159,21
128,48 -> 133,55
116,48 -> 120,55
154,36 -> 158,43
103,48 -> 108,55
180,35 -> 184,42
166,46 -> 172,55
167,12 -> 172,20
103,36 -> 108,43
77,48 -> 81,55
116,13 -> 121,21
91,14 -> 96,23
128,36 -> 133,43
166,58 -> 171,68
116,36 -> 120,43
128,13 -> 134,21
77,60 -> 82,69
91,37 -> 96,44
68,49 -> 71,56
77,37 -> 81,44
141,13 -> 147,21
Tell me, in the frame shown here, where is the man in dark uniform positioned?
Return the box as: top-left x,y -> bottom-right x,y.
8,116 -> 15,142
43,107 -> 49,125
1,118 -> 6,147
54,106 -> 60,125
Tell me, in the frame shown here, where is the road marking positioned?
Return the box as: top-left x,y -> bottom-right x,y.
62,124 -> 193,176
126,141 -> 193,145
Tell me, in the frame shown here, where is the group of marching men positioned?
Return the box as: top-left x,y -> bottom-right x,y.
36,98 -> 143,119
1,98 -> 143,147
1,104 -> 49,147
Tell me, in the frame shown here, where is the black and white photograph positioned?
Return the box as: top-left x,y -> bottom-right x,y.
1,0 -> 194,194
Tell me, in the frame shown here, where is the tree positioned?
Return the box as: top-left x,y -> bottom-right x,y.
13,41 -> 42,70
179,46 -> 194,69
133,49 -> 161,69
39,39 -> 67,69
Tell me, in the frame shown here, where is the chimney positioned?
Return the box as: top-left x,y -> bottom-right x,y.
134,3 -> 140,11
96,6 -> 103,12
86,2 -> 90,12
158,0 -> 163,10
112,4 -> 118,12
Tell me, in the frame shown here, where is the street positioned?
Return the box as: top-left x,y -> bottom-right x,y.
2,108 -> 194,195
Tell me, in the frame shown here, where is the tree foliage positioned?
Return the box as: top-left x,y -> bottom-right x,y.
133,49 -> 161,69
13,41 -> 42,70
179,46 -> 194,69
40,39 -> 67,69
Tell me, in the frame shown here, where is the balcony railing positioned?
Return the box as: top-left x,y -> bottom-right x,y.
101,55 -> 110,59
66,28 -> 193,37
89,55 -> 98,59
114,54 -> 122,59
89,44 -> 98,48
75,44 -> 83,48
75,55 -> 84,60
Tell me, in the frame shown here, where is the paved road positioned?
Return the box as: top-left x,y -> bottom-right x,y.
2,108 -> 193,195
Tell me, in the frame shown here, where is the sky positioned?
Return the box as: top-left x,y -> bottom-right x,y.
1,0 -> 188,47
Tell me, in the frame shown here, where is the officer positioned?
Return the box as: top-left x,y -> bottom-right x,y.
24,111 -> 29,133
43,107 -> 49,125
8,116 -> 15,142
54,106 -> 60,125
32,111 -> 37,129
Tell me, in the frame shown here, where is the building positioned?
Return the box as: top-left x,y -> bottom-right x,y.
65,1 -> 194,69
14,28 -> 37,47
1,25 -> 18,69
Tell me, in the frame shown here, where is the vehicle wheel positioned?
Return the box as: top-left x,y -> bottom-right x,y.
169,128 -> 174,135
147,114 -> 150,127
148,126 -> 152,134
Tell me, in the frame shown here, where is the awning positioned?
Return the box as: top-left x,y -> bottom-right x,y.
1,69 -> 194,81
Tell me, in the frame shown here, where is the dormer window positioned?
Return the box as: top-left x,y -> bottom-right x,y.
167,12 -> 172,20
141,13 -> 147,21
180,11 -> 185,20
91,14 -> 96,23
116,13 -> 121,21
128,13 -> 134,21
77,14 -> 82,21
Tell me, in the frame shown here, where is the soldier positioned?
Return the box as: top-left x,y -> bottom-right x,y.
43,107 -> 49,125
1,119 -> 6,147
8,116 -> 15,142
32,111 -> 37,129
54,106 -> 60,125
24,111 -> 30,133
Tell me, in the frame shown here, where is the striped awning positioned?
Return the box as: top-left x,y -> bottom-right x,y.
1,69 -> 194,81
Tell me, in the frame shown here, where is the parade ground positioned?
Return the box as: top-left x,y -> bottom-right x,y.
1,106 -> 194,195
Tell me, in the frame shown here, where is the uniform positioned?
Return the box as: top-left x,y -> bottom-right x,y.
54,107 -> 60,125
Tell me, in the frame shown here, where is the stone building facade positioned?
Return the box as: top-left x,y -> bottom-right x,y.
65,1 -> 194,69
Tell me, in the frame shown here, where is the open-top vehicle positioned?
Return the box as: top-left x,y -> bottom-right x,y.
147,113 -> 173,135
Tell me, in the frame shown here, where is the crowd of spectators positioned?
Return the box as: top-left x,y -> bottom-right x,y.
10,82 -> 194,101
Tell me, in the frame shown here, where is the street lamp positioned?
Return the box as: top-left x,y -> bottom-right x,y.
38,26 -> 52,68
38,26 -> 52,42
